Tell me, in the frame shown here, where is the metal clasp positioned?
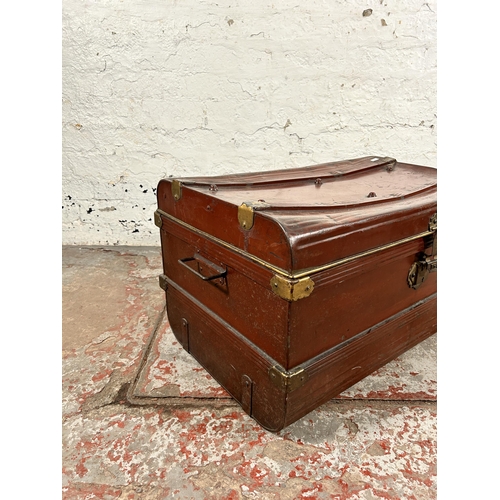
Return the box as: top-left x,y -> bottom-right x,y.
407,254 -> 437,289
429,213 -> 437,232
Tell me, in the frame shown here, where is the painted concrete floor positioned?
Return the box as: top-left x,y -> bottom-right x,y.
62,246 -> 437,500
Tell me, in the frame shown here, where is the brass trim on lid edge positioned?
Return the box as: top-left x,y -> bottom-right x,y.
156,208 -> 436,281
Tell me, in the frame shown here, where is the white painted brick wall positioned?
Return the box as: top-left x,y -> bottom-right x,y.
62,0 -> 436,245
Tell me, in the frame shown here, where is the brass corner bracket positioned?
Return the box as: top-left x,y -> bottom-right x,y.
270,274 -> 314,301
158,274 -> 168,291
154,210 -> 163,228
269,366 -> 308,392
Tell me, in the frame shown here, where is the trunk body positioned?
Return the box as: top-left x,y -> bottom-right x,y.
155,156 -> 437,431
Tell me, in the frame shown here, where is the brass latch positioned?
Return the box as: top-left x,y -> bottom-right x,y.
269,366 -> 308,392
429,213 -> 437,232
408,212 -> 437,289
407,254 -> 437,289
270,274 -> 314,301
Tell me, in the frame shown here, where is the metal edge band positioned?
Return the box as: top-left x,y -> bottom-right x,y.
156,208 -> 434,280
292,230 -> 434,279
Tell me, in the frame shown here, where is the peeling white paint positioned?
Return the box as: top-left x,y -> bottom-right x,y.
62,0 -> 437,245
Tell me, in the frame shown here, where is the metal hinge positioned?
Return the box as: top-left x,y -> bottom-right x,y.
269,366 -> 308,392
172,180 -> 182,201
238,203 -> 254,230
270,274 -> 314,301
238,201 -> 271,230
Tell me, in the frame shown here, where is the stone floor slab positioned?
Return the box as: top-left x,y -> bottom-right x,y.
63,402 -> 436,500
62,246 -> 437,500
62,246 -> 165,417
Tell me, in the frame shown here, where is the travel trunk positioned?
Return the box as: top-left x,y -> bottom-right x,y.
154,156 -> 437,432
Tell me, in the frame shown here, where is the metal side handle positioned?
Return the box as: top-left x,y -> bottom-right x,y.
179,253 -> 227,282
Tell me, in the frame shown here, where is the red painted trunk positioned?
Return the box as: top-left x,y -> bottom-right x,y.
155,156 -> 437,431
